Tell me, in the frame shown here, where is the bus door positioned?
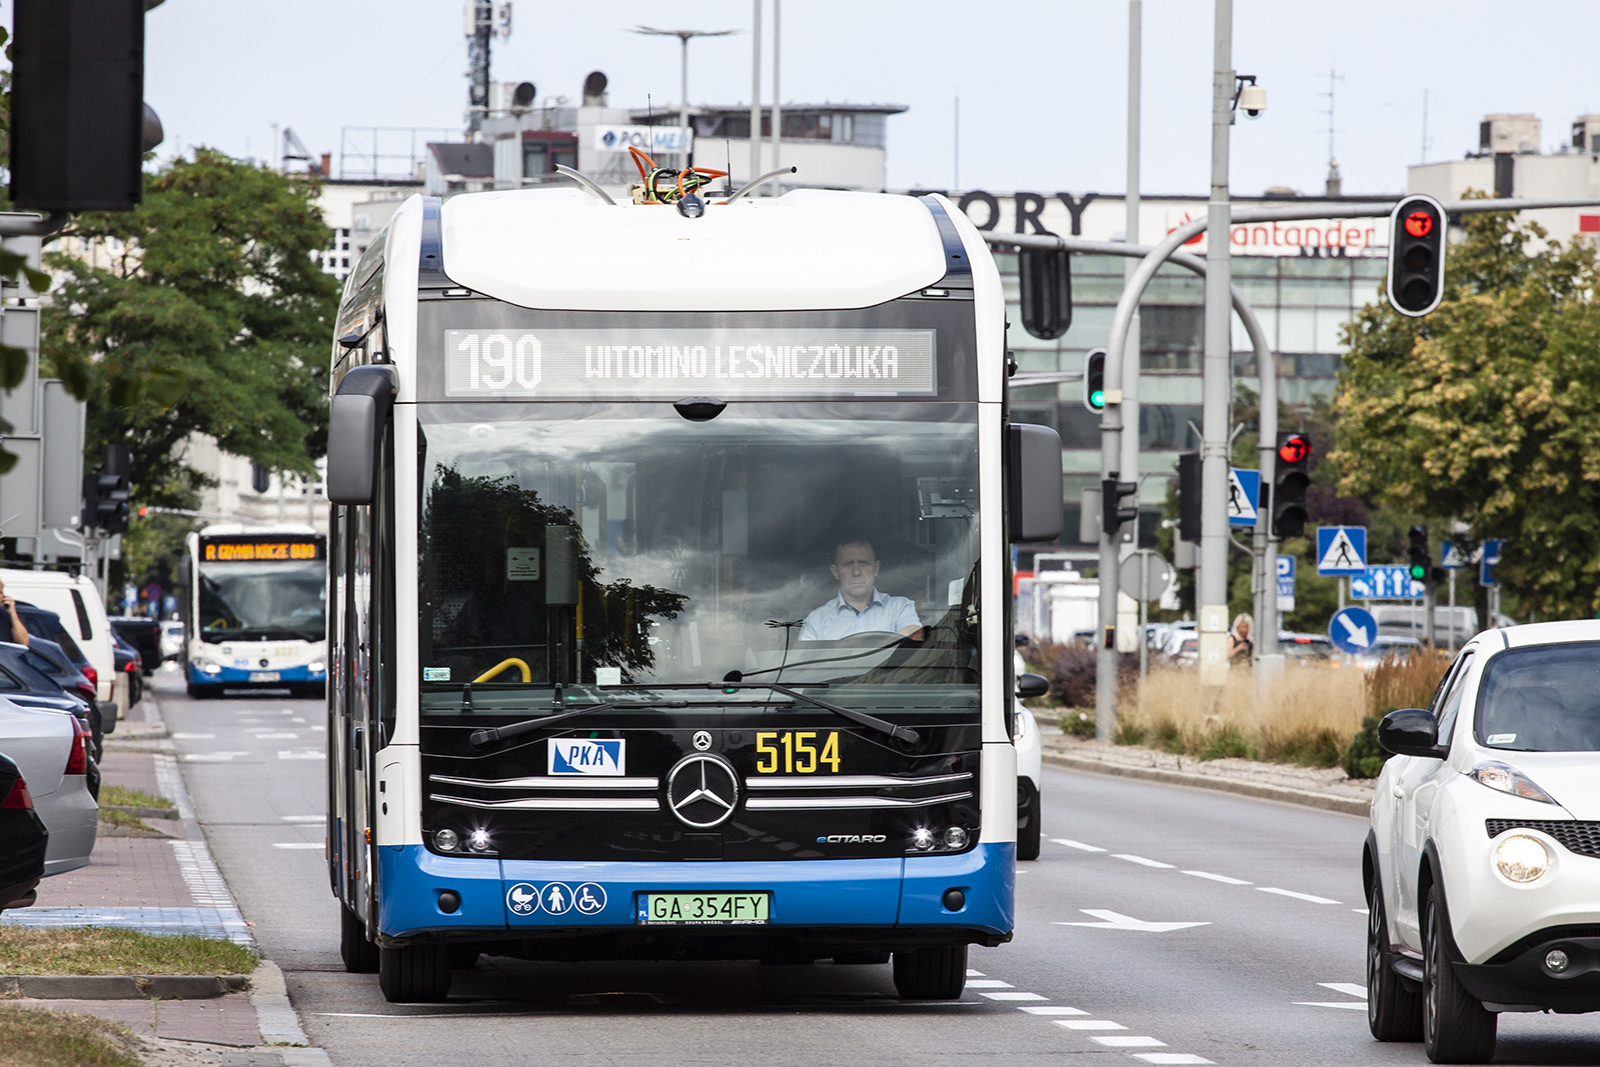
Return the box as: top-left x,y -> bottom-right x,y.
339,501 -> 380,928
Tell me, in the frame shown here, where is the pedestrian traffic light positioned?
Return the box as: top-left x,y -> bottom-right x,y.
1176,451 -> 1200,543
1101,474 -> 1138,539
1271,433 -> 1312,538
100,445 -> 131,534
1407,525 -> 1429,582
1386,194 -> 1447,317
1083,348 -> 1106,413
1018,247 -> 1072,340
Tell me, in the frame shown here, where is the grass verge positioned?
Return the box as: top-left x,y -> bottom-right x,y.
0,928 -> 256,977
0,1006 -> 142,1067
97,786 -> 173,811
95,810 -> 153,833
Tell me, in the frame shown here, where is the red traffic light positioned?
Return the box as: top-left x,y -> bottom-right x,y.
1277,434 -> 1311,465
1403,211 -> 1434,238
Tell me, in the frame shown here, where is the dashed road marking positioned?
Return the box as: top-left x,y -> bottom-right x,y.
1319,982 -> 1366,998
281,815 -> 322,823
271,843 -> 323,850
169,732 -> 215,740
966,980 -> 1012,988
1114,854 -> 1175,869
1056,1020 -> 1127,1031
184,752 -> 250,762
278,749 -> 324,760
966,969 -> 985,977
1092,1036 -> 1167,1048
1258,887 -> 1340,905
1181,869 -> 1251,886
1051,838 -> 1107,852
1019,1006 -> 1088,1016
1132,1055 -> 1212,1065
981,992 -> 1047,1001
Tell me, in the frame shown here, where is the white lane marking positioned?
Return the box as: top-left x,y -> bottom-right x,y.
966,979 -> 1013,988
1258,887 -> 1340,905
980,992 -> 1047,1002
290,717 -> 307,724
1051,838 -> 1107,852
1296,1001 -> 1367,1010
169,732 -> 215,740
242,727 -> 277,733
170,839 -> 239,909
1352,907 -> 1369,915
1132,1056 -> 1212,1065
271,843 -> 323,850
1091,1036 -> 1167,1048
257,733 -> 300,740
310,725 -> 327,732
1019,1006 -> 1088,1016
965,969 -> 985,977
184,752 -> 250,762
1181,869 -> 1252,886
1055,1019 -> 1127,1030
1114,854 -> 1175,869
1054,909 -> 1210,933
281,815 -> 323,823
1320,982 -> 1367,998
278,750 -> 325,760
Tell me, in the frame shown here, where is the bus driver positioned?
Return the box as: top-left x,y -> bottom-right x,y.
799,538 -> 923,641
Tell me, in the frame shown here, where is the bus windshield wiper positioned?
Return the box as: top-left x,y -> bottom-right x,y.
617,677 -> 920,744
467,690 -> 690,750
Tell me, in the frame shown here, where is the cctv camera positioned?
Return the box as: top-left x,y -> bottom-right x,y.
1239,84 -> 1267,118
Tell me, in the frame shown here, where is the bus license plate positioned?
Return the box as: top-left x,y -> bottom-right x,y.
248,671 -> 280,682
637,892 -> 770,925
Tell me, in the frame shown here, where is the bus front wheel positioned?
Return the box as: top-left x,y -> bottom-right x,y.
378,943 -> 451,1003
340,906 -> 378,974
892,944 -> 967,1000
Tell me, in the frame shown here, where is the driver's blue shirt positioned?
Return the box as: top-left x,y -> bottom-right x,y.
798,588 -> 921,641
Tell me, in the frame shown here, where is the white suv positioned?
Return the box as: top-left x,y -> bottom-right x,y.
1365,620 -> 1600,1063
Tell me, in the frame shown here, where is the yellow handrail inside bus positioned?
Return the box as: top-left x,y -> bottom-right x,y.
472,658 -> 531,683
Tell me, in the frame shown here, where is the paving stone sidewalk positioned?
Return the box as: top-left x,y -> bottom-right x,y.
0,679 -> 328,1065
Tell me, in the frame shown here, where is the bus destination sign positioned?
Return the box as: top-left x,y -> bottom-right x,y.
445,329 -> 936,399
202,539 -> 323,562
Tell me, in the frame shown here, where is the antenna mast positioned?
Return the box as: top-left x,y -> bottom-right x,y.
466,2 -> 511,136
1318,67 -> 1346,196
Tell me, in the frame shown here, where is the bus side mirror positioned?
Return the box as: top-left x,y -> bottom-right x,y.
1008,423 -> 1063,543
1018,247 -> 1071,340
326,365 -> 397,506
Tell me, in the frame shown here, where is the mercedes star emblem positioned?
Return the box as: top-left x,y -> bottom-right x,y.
666,754 -> 739,828
692,730 -> 713,751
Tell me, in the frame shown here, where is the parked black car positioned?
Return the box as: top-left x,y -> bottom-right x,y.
111,630 -> 143,707
10,637 -> 113,760
109,617 -> 161,677
0,751 -> 48,911
12,603 -> 101,704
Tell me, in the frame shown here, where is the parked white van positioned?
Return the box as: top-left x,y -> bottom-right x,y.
0,569 -> 116,707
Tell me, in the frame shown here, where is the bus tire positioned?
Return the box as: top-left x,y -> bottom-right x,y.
340,906 -> 379,974
378,943 -> 451,1003
185,683 -> 204,700
892,944 -> 967,1000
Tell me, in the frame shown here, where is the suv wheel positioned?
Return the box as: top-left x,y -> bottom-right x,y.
1366,867 -> 1420,1041
1017,780 -> 1041,861
1422,884 -> 1495,1063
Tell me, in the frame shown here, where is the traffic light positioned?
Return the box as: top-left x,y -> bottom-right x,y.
1387,194 -> 1447,317
1176,451 -> 1200,543
1407,525 -> 1429,582
1271,432 -> 1312,538
1018,247 -> 1072,340
10,0 -> 166,212
1083,348 -> 1106,413
1101,474 -> 1138,540
81,446 -> 131,534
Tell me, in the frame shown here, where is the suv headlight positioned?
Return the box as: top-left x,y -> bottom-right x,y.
1013,708 -> 1029,743
1494,834 -> 1552,883
1470,761 -> 1559,805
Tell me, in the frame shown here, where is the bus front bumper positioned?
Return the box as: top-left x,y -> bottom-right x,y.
376,843 -> 1014,950
188,662 -> 326,686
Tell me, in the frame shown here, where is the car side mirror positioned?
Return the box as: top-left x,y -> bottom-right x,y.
1016,672 -> 1049,700
1377,707 -> 1446,759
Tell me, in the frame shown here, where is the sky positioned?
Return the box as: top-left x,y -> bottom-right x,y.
79,0 -> 1600,197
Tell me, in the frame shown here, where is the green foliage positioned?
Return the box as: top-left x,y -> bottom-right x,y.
1197,724 -> 1256,761
40,149 -> 339,506
1344,714 -> 1392,779
1334,202 -> 1600,620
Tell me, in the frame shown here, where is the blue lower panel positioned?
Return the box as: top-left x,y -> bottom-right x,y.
376,844 -> 1013,941
189,663 -> 324,685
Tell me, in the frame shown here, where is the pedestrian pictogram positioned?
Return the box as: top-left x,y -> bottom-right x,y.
541,882 -> 574,915
1315,526 -> 1367,576
1227,469 -> 1260,527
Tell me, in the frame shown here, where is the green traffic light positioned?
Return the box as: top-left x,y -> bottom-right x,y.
1409,564 -> 1427,581
1089,389 -> 1105,409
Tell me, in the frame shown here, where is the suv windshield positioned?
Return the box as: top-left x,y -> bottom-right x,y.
418,404 -> 981,714
1476,641 -> 1600,751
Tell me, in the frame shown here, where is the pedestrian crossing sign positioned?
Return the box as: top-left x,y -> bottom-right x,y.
1227,468 -> 1260,527
1315,526 -> 1367,576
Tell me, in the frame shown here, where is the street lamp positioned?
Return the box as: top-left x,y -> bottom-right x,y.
631,26 -> 738,171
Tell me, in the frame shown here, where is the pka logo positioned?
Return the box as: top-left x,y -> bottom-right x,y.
549,738 -> 625,776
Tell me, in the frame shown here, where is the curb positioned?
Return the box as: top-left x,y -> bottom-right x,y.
0,974 -> 249,999
1041,751 -> 1373,817
101,804 -> 178,820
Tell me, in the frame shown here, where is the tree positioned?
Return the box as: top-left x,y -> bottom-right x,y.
41,149 -> 339,506
1333,205 -> 1600,620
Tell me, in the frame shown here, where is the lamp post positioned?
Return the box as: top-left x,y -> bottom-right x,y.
631,26 -> 736,170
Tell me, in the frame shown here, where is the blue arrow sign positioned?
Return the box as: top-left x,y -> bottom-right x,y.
1316,526 -> 1367,576
1329,606 -> 1378,654
1350,566 -> 1424,600
1480,539 -> 1503,588
1228,469 -> 1260,527
1276,556 -> 1295,598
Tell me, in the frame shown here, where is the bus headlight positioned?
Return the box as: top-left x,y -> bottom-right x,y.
910,828 -> 935,851
434,829 -> 460,852
943,827 -> 969,849
1494,834 -> 1551,883
468,829 -> 492,853
307,661 -> 326,676
196,661 -> 222,676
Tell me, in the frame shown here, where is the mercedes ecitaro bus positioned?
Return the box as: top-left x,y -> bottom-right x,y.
182,524 -> 328,699
323,164 -> 1062,1003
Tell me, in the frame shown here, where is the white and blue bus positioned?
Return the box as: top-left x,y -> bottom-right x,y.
324,177 -> 1061,1003
182,524 -> 328,699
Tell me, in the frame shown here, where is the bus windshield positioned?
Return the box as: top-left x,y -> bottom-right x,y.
197,561 -> 327,643
417,404 -> 981,712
